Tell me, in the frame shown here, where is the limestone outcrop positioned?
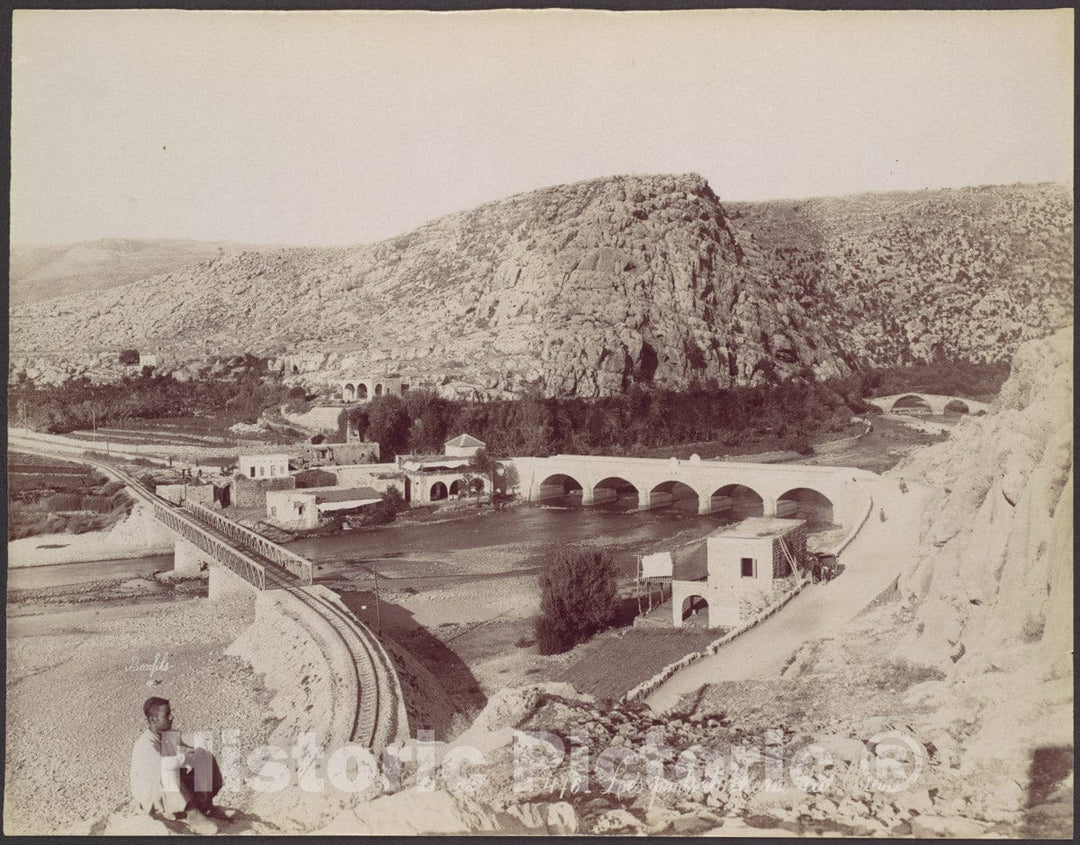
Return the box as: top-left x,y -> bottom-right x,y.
9,177 -> 1072,398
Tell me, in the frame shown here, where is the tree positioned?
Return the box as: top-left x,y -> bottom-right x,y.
365,395 -> 411,460
535,547 -> 619,655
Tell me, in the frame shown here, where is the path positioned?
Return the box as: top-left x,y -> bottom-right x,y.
644,476 -> 930,712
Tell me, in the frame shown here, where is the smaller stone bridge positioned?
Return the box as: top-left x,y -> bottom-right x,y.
867,393 -> 991,416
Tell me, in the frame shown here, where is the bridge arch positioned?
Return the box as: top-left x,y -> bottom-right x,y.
891,394 -> 932,415
944,398 -> 970,414
708,483 -> 765,519
681,594 -> 710,627
537,473 -> 584,505
647,479 -> 700,513
592,476 -> 640,510
776,487 -> 834,526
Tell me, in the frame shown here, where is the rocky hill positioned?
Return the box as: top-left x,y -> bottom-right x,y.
8,238 -> 281,307
8,176 -> 1072,398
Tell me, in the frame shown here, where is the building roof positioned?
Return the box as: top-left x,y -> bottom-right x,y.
313,486 -> 383,504
401,458 -> 472,473
444,433 -> 485,448
709,517 -> 807,539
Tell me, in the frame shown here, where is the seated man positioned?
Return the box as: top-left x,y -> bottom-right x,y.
130,696 -> 225,834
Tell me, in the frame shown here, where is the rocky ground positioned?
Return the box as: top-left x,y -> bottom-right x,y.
4,588 -> 279,835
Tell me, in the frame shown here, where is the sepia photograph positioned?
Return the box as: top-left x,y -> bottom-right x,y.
5,5 -> 1074,837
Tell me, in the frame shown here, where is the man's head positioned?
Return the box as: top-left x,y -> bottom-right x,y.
143,696 -> 173,734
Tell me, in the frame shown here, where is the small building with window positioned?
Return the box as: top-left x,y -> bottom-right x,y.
671,517 -> 807,629
265,486 -> 385,530
238,453 -> 290,480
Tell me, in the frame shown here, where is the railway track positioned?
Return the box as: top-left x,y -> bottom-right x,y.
10,439 -> 405,751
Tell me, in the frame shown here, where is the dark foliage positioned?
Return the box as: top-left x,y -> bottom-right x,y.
535,547 -> 619,655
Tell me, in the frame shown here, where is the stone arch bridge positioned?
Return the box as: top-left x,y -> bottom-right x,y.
866,393 -> 990,416
513,454 -> 875,527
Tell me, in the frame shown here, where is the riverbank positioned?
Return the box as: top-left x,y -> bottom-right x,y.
7,499 -> 174,568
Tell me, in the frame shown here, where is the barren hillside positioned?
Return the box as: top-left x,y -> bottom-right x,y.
9,176 -> 1072,398
8,239 -> 281,306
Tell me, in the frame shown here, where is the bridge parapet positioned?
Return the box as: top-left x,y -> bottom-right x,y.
185,502 -> 314,585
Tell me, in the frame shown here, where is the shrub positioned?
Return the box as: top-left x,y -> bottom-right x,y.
535,546 -> 618,655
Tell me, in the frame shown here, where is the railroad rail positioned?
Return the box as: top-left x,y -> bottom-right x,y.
10,438 -> 408,750
184,501 -> 313,585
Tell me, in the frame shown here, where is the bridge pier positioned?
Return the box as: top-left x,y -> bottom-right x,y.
638,491 -> 674,511
209,563 -> 254,601
582,488 -> 618,507
174,537 -> 210,575
762,496 -> 778,518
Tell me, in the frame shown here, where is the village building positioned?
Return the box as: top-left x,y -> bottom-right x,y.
666,517 -> 808,629
443,433 -> 485,458
396,434 -> 487,505
294,436 -> 380,468
238,453 -> 290,480
265,485 -> 384,530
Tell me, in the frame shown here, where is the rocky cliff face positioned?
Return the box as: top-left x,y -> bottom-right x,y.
9,176 -> 1073,398
893,327 -> 1072,675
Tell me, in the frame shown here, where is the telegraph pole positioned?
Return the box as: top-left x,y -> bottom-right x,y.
373,571 -> 383,634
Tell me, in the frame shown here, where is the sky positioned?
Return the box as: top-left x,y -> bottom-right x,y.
10,8 -> 1074,247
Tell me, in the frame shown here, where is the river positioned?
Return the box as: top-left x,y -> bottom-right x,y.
14,504 -> 758,590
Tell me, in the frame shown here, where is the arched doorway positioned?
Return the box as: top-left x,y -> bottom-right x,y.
891,394 -> 932,415
375,383 -> 383,397
470,478 -> 485,494
343,383 -> 355,402
592,476 -> 639,510
681,595 -> 709,627
430,481 -> 448,501
709,484 -> 765,519
357,383 -> 369,400
648,480 -> 700,514
776,487 -> 835,527
449,479 -> 463,497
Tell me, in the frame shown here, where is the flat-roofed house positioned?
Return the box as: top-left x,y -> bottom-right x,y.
671,517 -> 808,629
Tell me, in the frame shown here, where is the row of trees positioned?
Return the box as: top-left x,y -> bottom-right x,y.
339,372 -> 880,460
10,367 -> 306,434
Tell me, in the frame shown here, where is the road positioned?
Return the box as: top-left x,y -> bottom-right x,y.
644,476 -> 930,712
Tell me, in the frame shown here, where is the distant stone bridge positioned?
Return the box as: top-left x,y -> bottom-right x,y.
866,393 -> 991,416
513,454 -> 875,527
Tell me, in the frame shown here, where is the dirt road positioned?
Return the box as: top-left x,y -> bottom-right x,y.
644,476 -> 930,712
